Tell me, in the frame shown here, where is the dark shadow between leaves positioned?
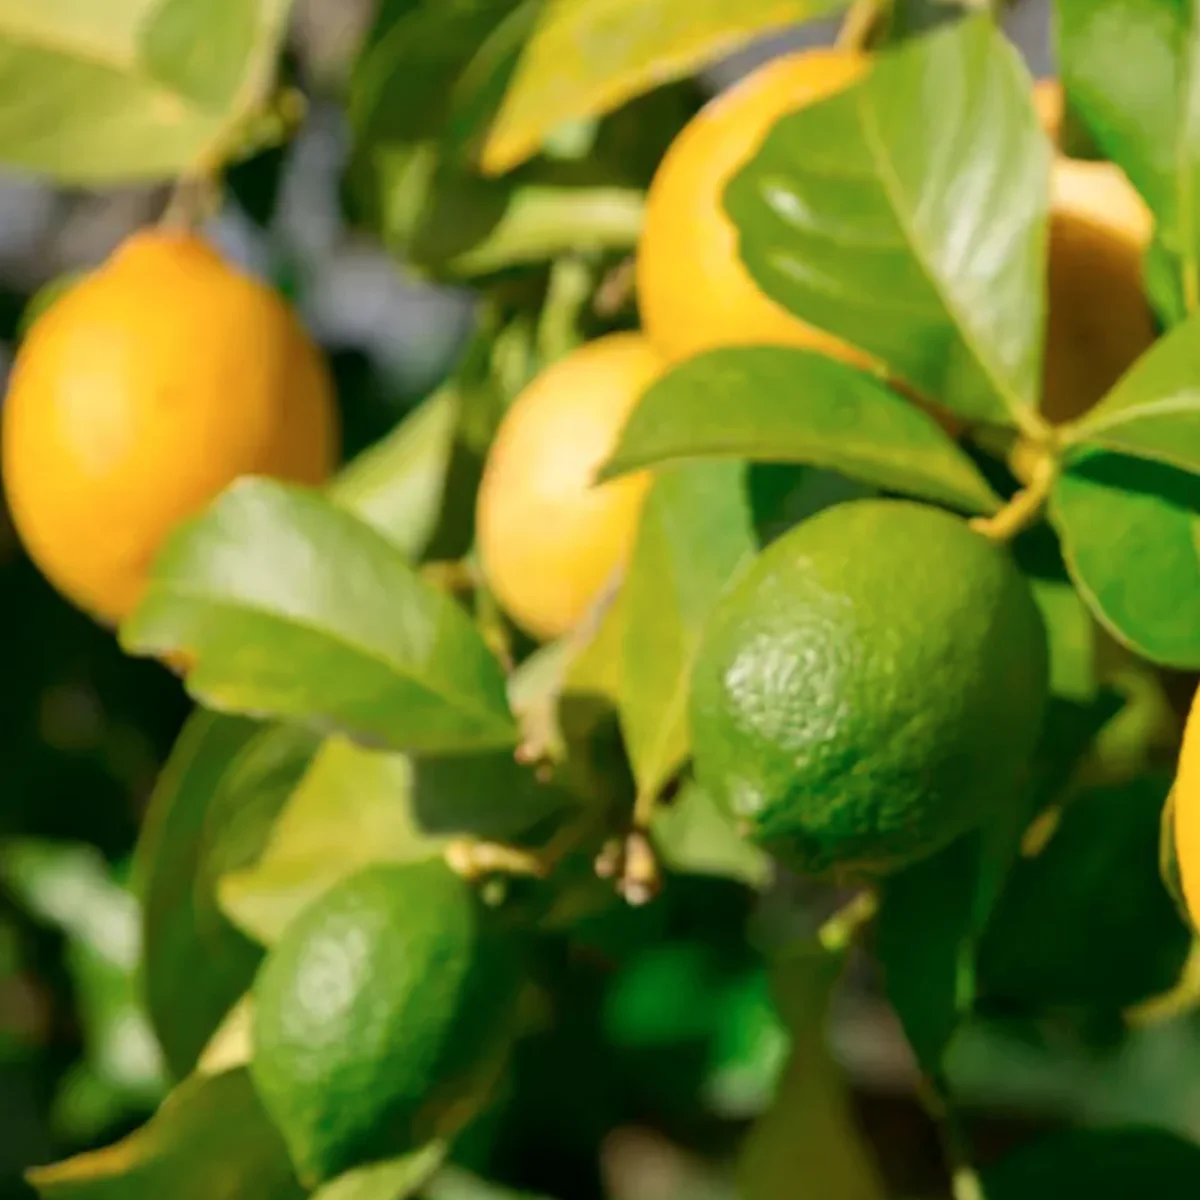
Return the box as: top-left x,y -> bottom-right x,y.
1065,450 -> 1200,512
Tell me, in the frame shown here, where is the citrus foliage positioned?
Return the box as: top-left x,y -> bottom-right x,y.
3,1 -> 1200,1198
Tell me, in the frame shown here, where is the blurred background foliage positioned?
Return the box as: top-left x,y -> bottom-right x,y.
4,2 -> 1200,1198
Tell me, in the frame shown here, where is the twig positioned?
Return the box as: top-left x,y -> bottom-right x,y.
968,451 -> 1057,542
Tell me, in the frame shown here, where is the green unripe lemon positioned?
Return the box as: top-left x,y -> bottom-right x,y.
690,499 -> 1049,875
251,859 -> 522,1183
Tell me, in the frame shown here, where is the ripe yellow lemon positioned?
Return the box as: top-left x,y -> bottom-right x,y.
1031,80 -> 1157,424
637,49 -> 870,366
1172,687 -> 1200,929
2,229 -> 338,626
1042,156 -> 1156,424
476,334 -> 661,641
1033,78 -> 1064,145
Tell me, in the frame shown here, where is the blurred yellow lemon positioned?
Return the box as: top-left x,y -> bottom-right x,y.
476,333 -> 661,641
2,228 -> 338,625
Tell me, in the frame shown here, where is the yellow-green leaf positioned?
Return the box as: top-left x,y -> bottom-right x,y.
0,0 -> 293,182
737,944 -> 885,1200
481,0 -> 847,175
28,1069 -> 303,1200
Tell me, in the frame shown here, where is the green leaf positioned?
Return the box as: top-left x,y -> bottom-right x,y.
28,1069 -> 303,1200
736,945 -> 885,1200
310,1145 -> 448,1200
651,779 -> 772,888
133,713 -> 319,1079
217,737 -> 428,945
1055,0 -> 1200,307
1067,308 -> 1200,474
977,774 -> 1191,1012
424,185 -> 645,277
601,347 -> 1000,513
875,834 -> 982,1077
1050,451 -> 1200,668
1029,575 -> 1098,704
328,387 -> 460,560
122,479 -> 517,754
220,730 -> 578,945
0,0 -> 293,183
425,1170 -> 557,1200
481,0 -> 846,175
1,842 -> 166,1132
350,0 -> 521,152
981,1127 -> 1200,1200
727,16 -> 1049,426
619,461 -> 758,803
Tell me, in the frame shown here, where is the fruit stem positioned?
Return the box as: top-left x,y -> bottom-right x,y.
444,838 -> 549,881
817,890 -> 879,953
968,450 -> 1057,542
159,173 -> 221,232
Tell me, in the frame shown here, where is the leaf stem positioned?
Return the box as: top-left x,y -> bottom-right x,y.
968,449 -> 1057,542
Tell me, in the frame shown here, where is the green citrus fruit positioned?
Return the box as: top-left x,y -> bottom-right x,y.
689,499 -> 1049,875
251,859 -> 521,1183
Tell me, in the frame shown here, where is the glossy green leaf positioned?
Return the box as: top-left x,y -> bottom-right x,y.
601,347 -> 1000,513
28,1069 -> 303,1200
620,461 -> 758,803
1067,308 -> 1200,474
875,834 -> 982,1076
1055,0 -> 1200,307
122,480 -> 517,754
736,945 -> 885,1200
727,16 -> 1048,426
481,0 -> 846,175
977,774 -> 1191,1012
134,714 -> 318,1078
311,1144 -> 448,1200
982,1127 -> 1200,1200
651,779 -> 772,888
1050,451 -> 1200,667
0,0 -> 293,182
328,388 -> 460,560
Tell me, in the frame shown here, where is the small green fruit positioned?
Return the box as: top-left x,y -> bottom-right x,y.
689,499 -> 1049,875
251,859 -> 521,1183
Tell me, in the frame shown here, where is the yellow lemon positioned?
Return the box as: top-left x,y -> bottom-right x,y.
2,228 -> 338,626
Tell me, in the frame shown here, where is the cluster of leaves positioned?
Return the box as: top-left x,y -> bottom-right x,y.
7,0 -> 1200,1197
